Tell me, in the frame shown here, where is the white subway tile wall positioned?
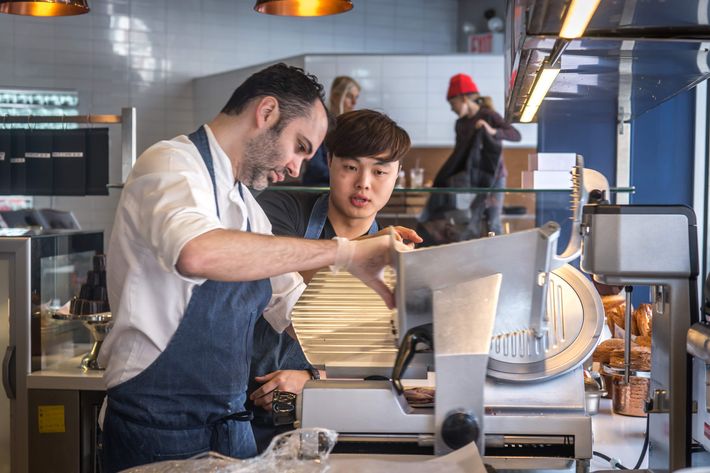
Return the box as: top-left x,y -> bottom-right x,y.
3,0 -> 458,244
195,53 -> 538,149
306,54 -> 538,147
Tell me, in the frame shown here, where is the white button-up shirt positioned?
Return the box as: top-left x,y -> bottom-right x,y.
100,125 -> 306,390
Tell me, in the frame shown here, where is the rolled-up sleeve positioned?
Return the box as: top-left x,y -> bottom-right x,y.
128,145 -> 223,284
263,272 -> 306,333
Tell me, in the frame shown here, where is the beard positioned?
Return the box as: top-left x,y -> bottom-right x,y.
240,128 -> 286,191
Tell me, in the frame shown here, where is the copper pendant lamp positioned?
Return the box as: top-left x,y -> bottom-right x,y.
0,0 -> 89,16
254,0 -> 353,17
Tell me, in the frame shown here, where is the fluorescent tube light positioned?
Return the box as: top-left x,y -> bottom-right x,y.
560,0 -> 601,39
520,65 -> 560,123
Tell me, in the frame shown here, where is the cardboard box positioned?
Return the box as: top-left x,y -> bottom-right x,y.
528,153 -> 578,171
521,170 -> 572,189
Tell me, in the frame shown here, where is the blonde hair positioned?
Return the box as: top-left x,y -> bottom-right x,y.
478,95 -> 495,110
329,76 -> 361,116
464,93 -> 494,111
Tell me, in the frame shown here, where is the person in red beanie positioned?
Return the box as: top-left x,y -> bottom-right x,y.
421,72 -> 521,240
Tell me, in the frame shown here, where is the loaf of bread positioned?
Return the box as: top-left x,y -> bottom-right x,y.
609,346 -> 651,371
634,303 -> 653,337
602,294 -> 625,333
602,294 -> 625,312
608,303 -> 638,335
593,338 -> 625,363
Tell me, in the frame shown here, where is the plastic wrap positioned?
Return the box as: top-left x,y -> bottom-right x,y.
123,428 -> 338,473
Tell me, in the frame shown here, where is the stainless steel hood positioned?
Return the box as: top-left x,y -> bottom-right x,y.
505,0 -> 710,122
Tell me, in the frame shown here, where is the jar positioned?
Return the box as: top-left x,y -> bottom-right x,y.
609,368 -> 650,417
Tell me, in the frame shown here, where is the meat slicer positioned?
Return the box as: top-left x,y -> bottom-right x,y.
294,160 -> 608,472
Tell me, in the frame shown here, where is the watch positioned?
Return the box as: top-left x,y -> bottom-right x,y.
307,367 -> 321,380
272,389 -> 298,426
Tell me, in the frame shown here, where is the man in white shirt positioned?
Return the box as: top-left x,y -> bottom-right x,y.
99,63 -> 402,472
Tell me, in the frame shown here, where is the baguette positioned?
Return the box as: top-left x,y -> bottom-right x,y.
634,303 -> 653,338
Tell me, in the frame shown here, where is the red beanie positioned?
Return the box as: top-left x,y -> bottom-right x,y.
447,73 -> 479,99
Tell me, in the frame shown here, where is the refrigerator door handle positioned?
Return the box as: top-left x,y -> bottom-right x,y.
2,345 -> 15,399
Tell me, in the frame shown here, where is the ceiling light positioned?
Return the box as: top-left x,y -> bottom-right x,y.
520,64 -> 560,123
254,0 -> 353,16
559,0 -> 600,39
0,0 -> 89,16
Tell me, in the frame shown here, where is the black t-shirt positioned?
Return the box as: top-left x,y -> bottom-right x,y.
256,190 -> 339,239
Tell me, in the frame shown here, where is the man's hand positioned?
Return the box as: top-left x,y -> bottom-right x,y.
475,119 -> 496,136
340,235 -> 412,309
250,370 -> 312,412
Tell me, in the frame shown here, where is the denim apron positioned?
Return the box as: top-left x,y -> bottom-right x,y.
248,192 -> 377,451
102,126 -> 272,472
303,192 -> 378,239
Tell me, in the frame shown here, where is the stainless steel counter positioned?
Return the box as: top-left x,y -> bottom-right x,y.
26,353 -> 105,391
591,399 -> 647,471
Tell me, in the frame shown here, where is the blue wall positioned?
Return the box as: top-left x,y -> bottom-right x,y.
536,87 -> 697,305
536,99 -> 618,249
538,99 -> 618,184
537,88 -> 696,206
630,88 -> 695,206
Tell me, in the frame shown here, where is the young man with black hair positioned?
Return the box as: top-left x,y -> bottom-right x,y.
248,109 -> 421,450
100,65 -> 407,472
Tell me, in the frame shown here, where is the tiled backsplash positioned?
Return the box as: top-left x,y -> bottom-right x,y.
304,54 -> 537,147
1,0 -> 458,244
195,53 -> 538,147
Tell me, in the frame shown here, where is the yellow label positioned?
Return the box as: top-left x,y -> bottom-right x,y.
38,405 -> 65,434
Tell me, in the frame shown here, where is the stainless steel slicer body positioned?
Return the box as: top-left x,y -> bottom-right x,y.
297,162 -> 606,470
296,226 -> 603,469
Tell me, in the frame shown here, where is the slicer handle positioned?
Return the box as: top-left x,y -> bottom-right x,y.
2,346 -> 15,399
391,323 -> 433,394
703,272 -> 710,322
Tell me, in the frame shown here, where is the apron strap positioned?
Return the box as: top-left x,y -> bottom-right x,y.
188,126 -> 253,232
304,193 -> 329,239
304,192 -> 379,239
188,126 -> 220,219
367,219 -> 379,235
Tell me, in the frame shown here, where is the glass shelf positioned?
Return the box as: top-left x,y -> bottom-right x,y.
260,185 -> 634,247
264,186 -> 636,194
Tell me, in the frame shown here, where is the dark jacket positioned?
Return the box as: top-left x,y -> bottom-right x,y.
434,108 -> 521,187
434,126 -> 503,189
301,144 -> 329,186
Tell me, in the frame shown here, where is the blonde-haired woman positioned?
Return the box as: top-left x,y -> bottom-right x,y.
302,76 -> 361,185
329,76 -> 361,115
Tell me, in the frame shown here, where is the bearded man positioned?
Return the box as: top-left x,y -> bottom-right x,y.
98,63 -> 405,472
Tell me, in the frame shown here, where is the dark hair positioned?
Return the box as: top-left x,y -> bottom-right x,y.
325,109 -> 411,163
221,63 -> 327,133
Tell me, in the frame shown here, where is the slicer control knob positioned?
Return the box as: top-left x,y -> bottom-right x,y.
441,410 -> 480,450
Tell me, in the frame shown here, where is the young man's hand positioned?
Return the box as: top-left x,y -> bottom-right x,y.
250,370 -> 312,411
385,225 -> 423,248
360,226 -> 423,248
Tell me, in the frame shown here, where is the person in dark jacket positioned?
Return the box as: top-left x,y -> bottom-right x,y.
422,73 -> 521,240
